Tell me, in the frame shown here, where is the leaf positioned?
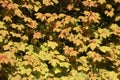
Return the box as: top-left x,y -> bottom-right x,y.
78,65 -> 89,72
33,66 -> 41,72
114,0 -> 120,3
78,45 -> 88,52
54,67 -> 62,74
35,13 -> 46,21
18,42 -> 27,51
104,9 -> 114,17
99,46 -> 111,53
57,55 -> 66,61
3,45 -> 10,50
11,74 -> 21,80
52,0 -> 59,4
0,36 -> 3,42
110,24 -> 118,30
49,59 -> 59,67
39,51 -> 52,61
115,16 -> 120,21
78,56 -> 88,64
26,45 -> 34,52
3,16 -> 12,22
0,21 -> 6,29
98,28 -> 111,38
33,32 -> 42,39
82,1 -> 97,7
43,0 -> 54,6
0,54 -> 9,64
14,9 -> 22,17
67,4 -> 73,11
87,51 -> 96,58
34,5 -> 40,12
88,43 -> 99,50
59,62 -> 70,68
26,68 -> 32,76
98,0 -> 106,4
27,20 -> 38,28
88,39 -> 101,50
58,13 -> 66,18
75,72 -> 88,80
48,41 -> 58,50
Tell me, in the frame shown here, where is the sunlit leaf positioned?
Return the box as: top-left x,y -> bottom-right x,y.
48,41 -> 58,50
99,46 -> 111,53
54,67 -> 62,74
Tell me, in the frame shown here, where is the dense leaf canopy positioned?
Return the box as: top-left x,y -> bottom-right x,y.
0,0 -> 120,80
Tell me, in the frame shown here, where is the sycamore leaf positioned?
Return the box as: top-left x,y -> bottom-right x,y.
39,51 -> 52,61
26,68 -> 32,76
43,0 -> 54,6
115,16 -> 120,21
34,6 -> 40,12
88,43 -> 99,50
78,65 -> 89,72
48,41 -> 58,50
98,0 -> 106,4
52,0 -> 59,4
33,32 -> 42,39
26,45 -> 34,51
17,42 -> 27,51
3,45 -> 10,50
3,16 -> 12,22
57,55 -> 66,61
49,59 -> 59,67
35,13 -> 46,21
27,21 -> 38,28
104,9 -> 114,17
99,46 -> 111,53
114,0 -> 120,3
11,74 -> 21,80
14,9 -> 22,17
78,45 -> 88,52
21,35 -> 28,41
58,13 -> 66,18
0,21 -> 6,29
0,36 -> 3,42
54,67 -> 62,74
82,1 -> 97,7
59,62 -> 70,68
0,54 -> 9,64
33,66 -> 41,72
67,4 -> 73,11
87,51 -> 96,58
79,56 -> 88,64
98,28 -> 111,38
110,24 -> 118,30
75,72 -> 88,80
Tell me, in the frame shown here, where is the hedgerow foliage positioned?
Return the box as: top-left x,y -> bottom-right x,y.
0,0 -> 120,80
